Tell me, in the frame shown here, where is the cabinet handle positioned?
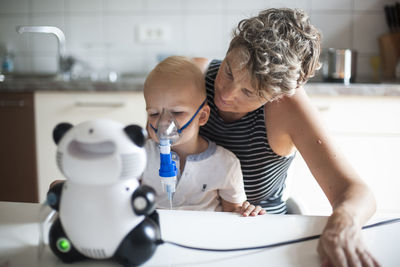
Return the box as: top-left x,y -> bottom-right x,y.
74,101 -> 125,108
0,100 -> 25,108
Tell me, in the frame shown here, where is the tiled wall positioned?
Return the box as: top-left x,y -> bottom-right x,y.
0,0 -> 393,80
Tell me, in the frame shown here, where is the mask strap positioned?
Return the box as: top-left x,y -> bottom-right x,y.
149,123 -> 157,133
177,98 -> 207,134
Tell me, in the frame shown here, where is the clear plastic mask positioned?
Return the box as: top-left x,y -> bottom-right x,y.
153,109 -> 180,144
150,99 -> 206,145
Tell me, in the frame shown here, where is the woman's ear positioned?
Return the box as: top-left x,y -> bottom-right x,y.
198,105 -> 210,126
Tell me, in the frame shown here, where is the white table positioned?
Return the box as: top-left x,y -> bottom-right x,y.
0,201 -> 399,267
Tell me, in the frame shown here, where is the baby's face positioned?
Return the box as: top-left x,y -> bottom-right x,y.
144,73 -> 206,146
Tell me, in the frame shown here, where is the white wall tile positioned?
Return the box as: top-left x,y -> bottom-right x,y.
266,0 -> 310,10
145,0 -> 183,11
183,0 -> 225,12
67,15 -> 104,54
30,16 -> 66,53
32,55 -> 58,73
0,0 -> 392,79
31,0 -> 65,14
104,15 -> 141,51
311,13 -> 353,49
0,0 -> 29,14
106,50 -> 145,74
353,13 -> 387,54
310,0 -> 352,11
227,0 -> 269,12
183,14 -> 225,57
14,55 -> 33,72
105,0 -> 144,13
356,54 -> 375,80
0,15 -> 30,52
66,0 -> 103,14
354,0 -> 393,12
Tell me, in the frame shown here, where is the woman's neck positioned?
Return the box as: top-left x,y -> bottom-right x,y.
218,109 -> 247,122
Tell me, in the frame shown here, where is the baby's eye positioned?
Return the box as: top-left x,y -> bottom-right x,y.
172,111 -> 184,116
149,113 -> 159,117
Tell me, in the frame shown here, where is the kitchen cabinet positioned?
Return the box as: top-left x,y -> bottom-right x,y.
286,95 -> 400,216
0,92 -> 38,203
34,91 -> 147,203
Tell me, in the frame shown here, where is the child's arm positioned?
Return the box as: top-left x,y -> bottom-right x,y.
218,150 -> 266,216
221,198 -> 242,212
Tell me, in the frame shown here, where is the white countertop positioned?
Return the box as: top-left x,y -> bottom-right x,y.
305,82 -> 400,96
1,201 -> 399,267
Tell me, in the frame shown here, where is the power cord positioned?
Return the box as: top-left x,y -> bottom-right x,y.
157,217 -> 400,252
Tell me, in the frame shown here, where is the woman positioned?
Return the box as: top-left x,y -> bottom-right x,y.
195,8 -> 379,267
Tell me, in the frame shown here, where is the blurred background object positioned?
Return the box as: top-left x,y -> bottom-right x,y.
0,0 -> 393,83
321,48 -> 357,85
17,26 -> 75,81
369,55 -> 381,83
379,2 -> 400,81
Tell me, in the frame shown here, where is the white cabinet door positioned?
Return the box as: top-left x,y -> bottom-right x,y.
287,95 -> 400,216
34,91 -> 147,202
336,135 -> 400,214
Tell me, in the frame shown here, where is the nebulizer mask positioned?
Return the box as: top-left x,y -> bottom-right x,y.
150,99 -> 206,208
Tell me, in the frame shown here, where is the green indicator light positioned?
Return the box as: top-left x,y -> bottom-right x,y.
57,238 -> 71,253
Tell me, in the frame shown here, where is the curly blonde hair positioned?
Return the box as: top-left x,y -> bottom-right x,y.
228,8 -> 322,99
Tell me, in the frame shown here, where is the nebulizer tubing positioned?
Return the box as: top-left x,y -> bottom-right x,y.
38,200 -> 57,260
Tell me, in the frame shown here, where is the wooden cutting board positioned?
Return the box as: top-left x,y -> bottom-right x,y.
379,32 -> 400,80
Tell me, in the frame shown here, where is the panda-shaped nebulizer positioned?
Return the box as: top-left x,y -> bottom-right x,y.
46,119 -> 160,266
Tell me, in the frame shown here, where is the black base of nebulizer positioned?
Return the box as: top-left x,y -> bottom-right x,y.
48,211 -> 161,267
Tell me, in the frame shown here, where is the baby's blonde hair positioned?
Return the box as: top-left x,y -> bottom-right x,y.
144,56 -> 206,99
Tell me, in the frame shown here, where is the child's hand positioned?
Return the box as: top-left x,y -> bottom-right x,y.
240,201 -> 266,217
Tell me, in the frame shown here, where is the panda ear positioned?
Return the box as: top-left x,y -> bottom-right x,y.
53,123 -> 73,144
124,125 -> 147,147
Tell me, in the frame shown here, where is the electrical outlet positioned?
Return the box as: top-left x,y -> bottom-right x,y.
136,24 -> 171,44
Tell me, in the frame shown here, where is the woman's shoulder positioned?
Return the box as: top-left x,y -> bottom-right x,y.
192,57 -> 211,74
265,87 -> 312,122
264,87 -> 313,156
192,58 -> 222,74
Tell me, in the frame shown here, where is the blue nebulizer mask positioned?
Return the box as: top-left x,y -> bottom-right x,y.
150,99 -> 206,207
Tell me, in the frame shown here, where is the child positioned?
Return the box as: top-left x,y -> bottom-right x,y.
142,56 -> 265,216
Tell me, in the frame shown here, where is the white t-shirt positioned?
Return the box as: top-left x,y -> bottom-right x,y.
141,139 -> 246,211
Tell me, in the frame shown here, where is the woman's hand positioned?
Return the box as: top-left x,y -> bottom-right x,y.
239,201 -> 266,217
317,210 -> 380,267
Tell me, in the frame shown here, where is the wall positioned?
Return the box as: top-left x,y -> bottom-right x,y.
0,0 -> 393,80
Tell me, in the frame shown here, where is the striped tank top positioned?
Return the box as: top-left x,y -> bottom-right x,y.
199,60 -> 295,214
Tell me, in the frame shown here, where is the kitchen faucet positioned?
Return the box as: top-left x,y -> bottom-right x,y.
17,26 -> 75,80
